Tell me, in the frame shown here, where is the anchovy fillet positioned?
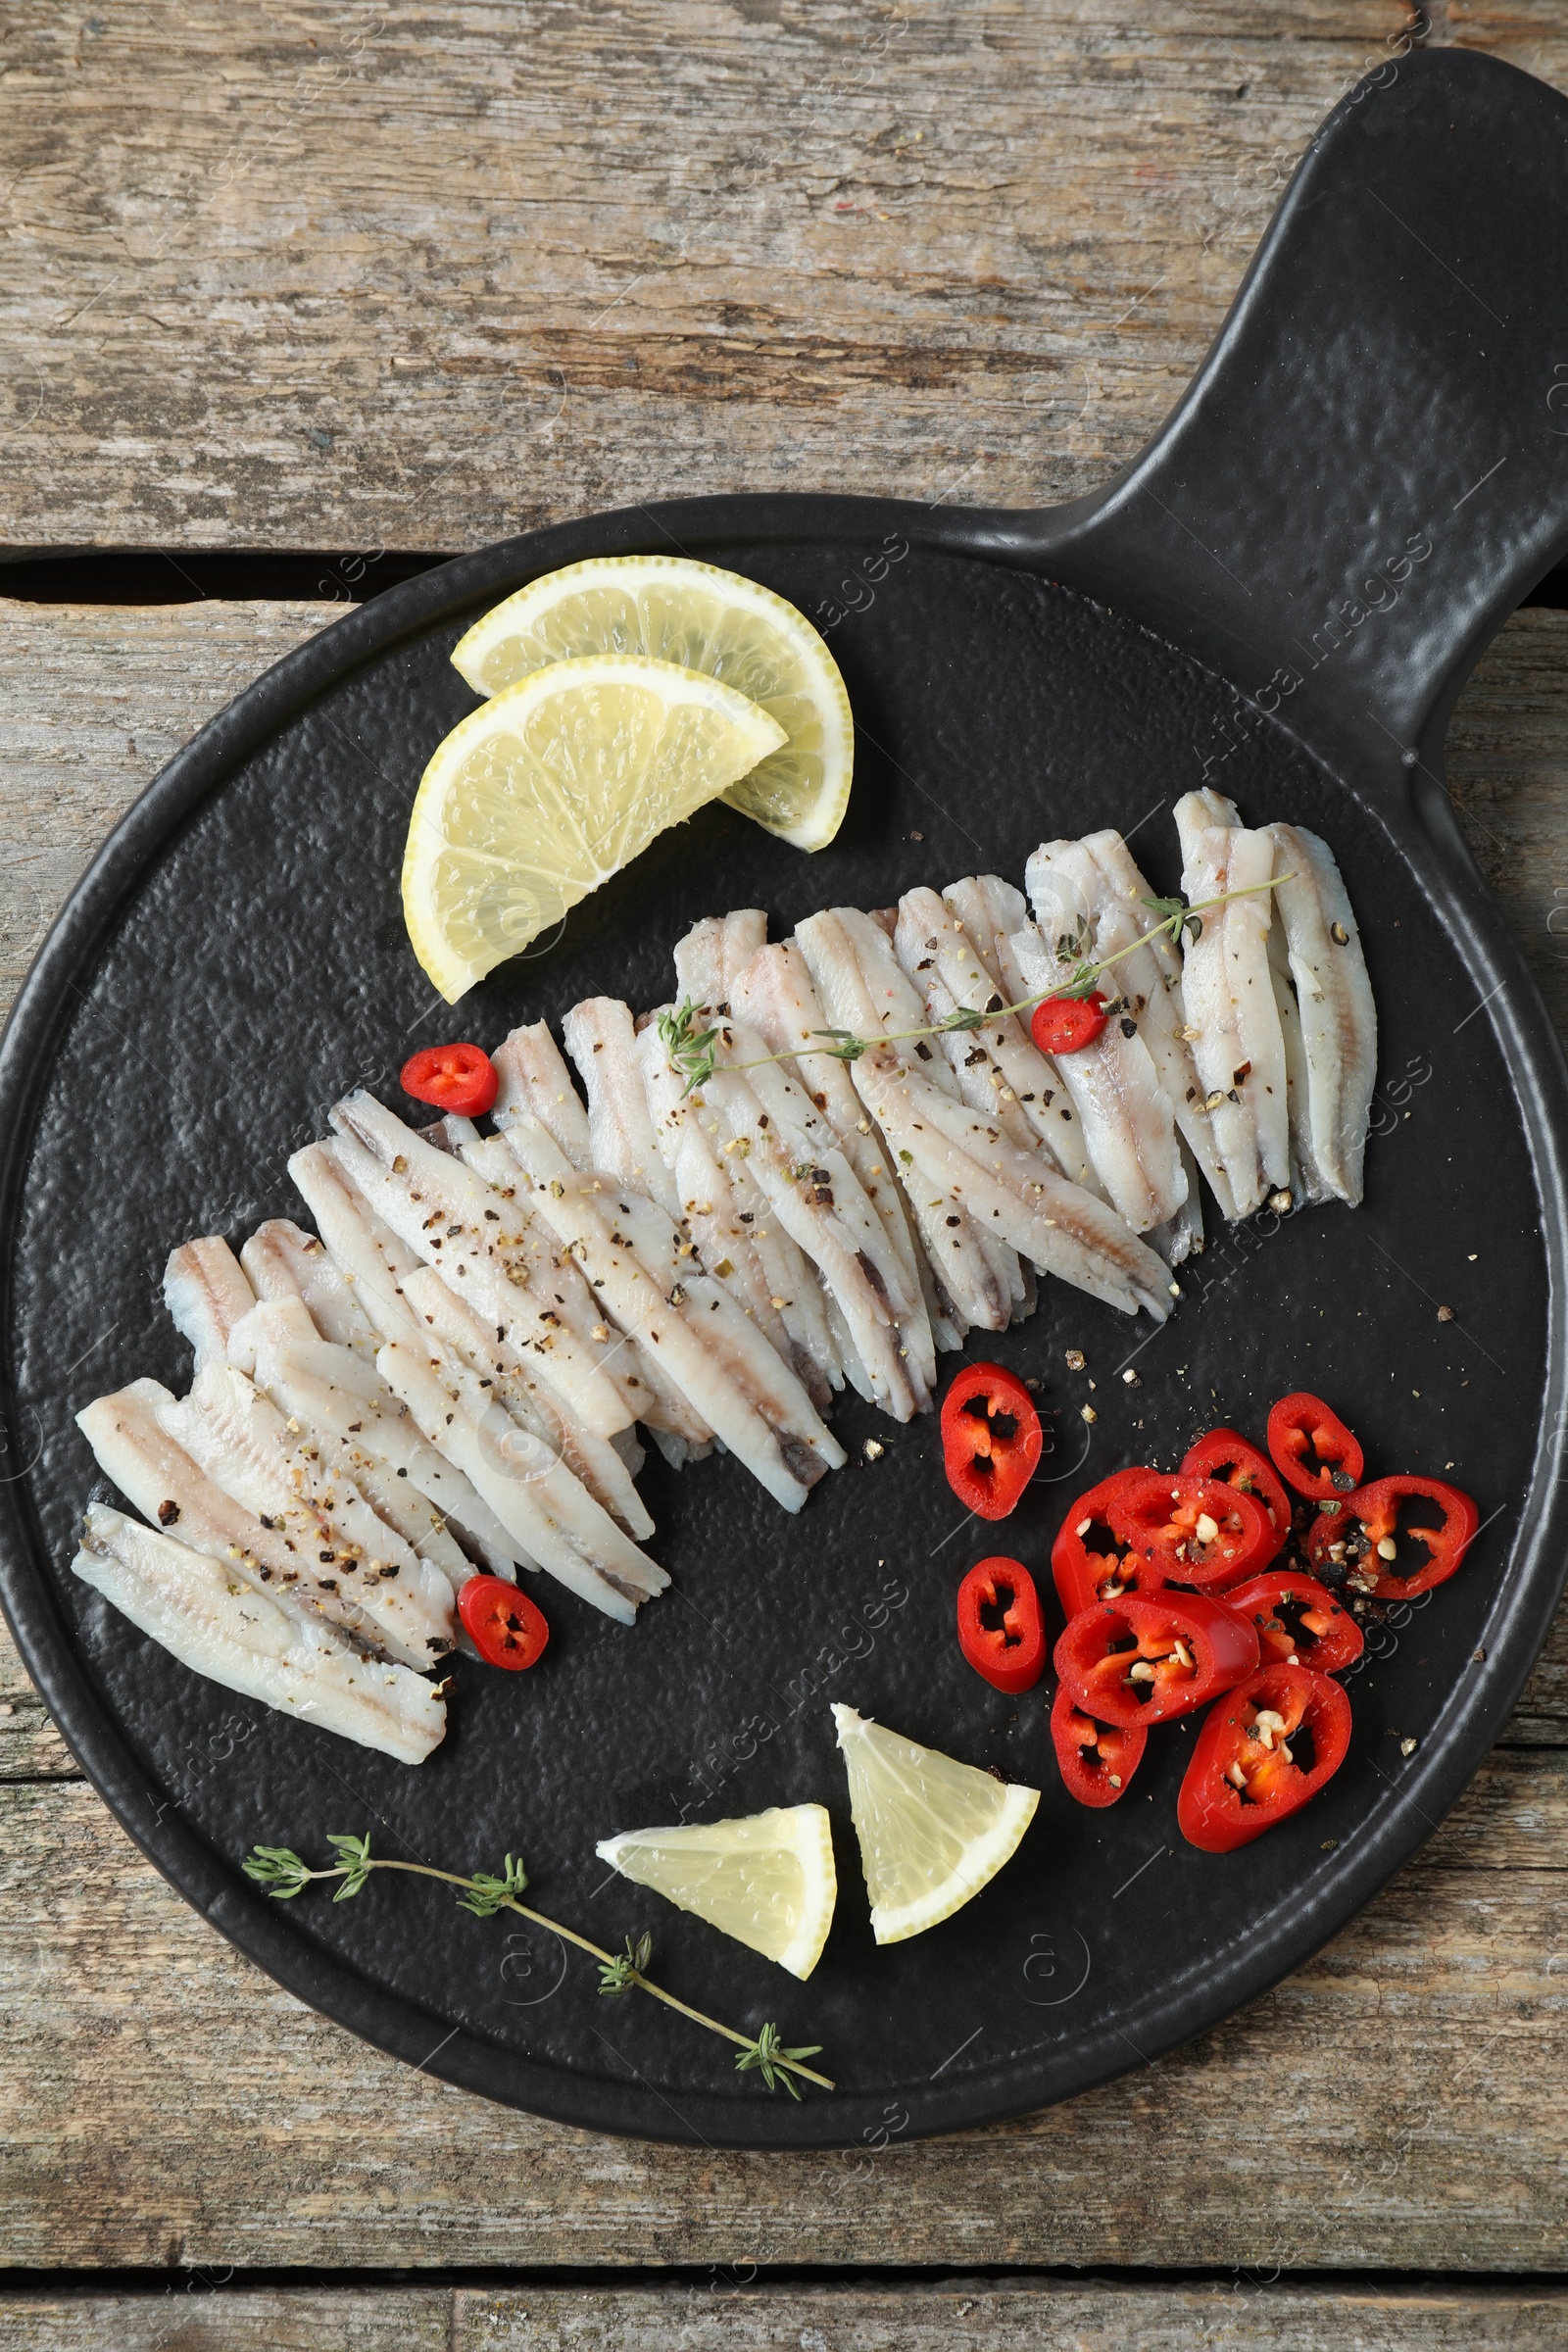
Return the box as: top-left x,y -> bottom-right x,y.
77,1380 -> 452,1668
323,1099 -> 643,1443
241,1218 -> 383,1358
74,1504 -> 446,1765
493,1105 -> 844,1510
375,1337 -> 666,1620
235,1293 -> 499,1590
159,1361 -> 458,1668
1021,841 -> 1188,1232
163,1238 -> 257,1371
796,906 -> 1021,1333
1174,790 -> 1292,1216
1264,821 -> 1378,1205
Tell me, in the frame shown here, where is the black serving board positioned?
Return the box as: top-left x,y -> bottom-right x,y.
3,49 -> 1568,2147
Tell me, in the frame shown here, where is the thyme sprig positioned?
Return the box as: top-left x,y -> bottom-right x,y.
658,875 -> 1287,1096
245,1838 -> 833,2097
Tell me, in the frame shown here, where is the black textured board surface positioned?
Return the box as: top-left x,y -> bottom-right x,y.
0,530 -> 1544,2145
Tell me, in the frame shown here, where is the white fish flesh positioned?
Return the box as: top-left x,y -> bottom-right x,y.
234,1294 -> 485,1592
76,1380 -> 449,1666
163,1238 -> 257,1370
487,1025 -> 722,1441
847,1048 -> 1175,1321
695,1010 -> 933,1422
375,1336 -> 667,1620
673,909 -> 768,1009
322,1100 -> 643,1444
399,1263 -> 654,1539
1264,822 -> 1378,1205
730,940 -> 953,1365
241,1301 -> 525,1579
1174,790 -> 1292,1215
795,907 -> 1024,1333
941,875 -> 1105,1197
493,1021 -> 597,1163
894,887 -> 1080,1166
288,1142 -> 431,1349
240,1218 -> 384,1358
564,997 -> 686,1222
636,1009 -> 825,1394
1073,829 -> 1235,1228
1021,841 -> 1188,1233
656,933 -> 846,1404
443,1120 -> 688,1445
494,1104 -> 845,1510
74,1504 -> 446,1765
159,1361 -> 458,1669
569,993 -> 838,1413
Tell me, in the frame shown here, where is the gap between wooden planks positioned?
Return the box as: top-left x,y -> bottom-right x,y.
3,2279 -> 1568,2352
0,599 -> 1564,2273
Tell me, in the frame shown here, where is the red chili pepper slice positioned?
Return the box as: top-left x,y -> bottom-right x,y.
1177,1663 -> 1352,1852
1030,993 -> 1107,1056
1222,1571 -> 1364,1676
459,1575 -> 550,1670
1051,1470 -> 1167,1618
940,1362 -> 1043,1520
1180,1427 -> 1290,1569
1051,1683 -> 1147,1808
1266,1391 -> 1365,1499
956,1557 -> 1048,1693
1306,1474 -> 1481,1599
401,1042 -> 499,1118
1054,1591 -> 1259,1730
1105,1468 -> 1273,1591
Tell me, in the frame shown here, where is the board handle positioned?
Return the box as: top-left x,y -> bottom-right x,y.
1013,46 -> 1568,785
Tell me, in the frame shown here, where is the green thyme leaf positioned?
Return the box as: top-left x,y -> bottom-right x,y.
457,1851 -> 529,1918
735,2020 -> 825,2098
598,1932 -> 652,1997
325,1831 -> 374,1900
244,1844 -> 315,1899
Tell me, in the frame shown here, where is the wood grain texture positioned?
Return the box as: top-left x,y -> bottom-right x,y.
2,1769 -> 1567,2272
0,0 -> 1517,554
5,2279 -> 1568,2351
0,596 -> 1565,2269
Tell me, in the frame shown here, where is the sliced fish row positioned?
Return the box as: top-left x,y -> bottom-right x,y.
73,799 -> 1373,1766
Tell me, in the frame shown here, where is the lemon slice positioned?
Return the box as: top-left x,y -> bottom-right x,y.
450,556 -> 854,852
595,1802 -> 837,1981
831,1704 -> 1038,1946
403,654 -> 787,1002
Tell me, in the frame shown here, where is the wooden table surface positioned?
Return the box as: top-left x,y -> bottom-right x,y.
5,6 -> 1568,2345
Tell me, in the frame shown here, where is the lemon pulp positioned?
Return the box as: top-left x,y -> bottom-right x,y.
596,1802 -> 837,1981
832,1703 -> 1038,1945
402,653 -> 786,1002
450,554 -> 853,852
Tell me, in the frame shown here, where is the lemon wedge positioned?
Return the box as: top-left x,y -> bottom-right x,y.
831,1704 -> 1038,1945
595,1802 -> 837,1981
402,654 -> 786,1002
450,555 -> 854,852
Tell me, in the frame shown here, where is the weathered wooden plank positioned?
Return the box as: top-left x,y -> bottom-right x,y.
0,2 -> 1482,551
0,599 -> 341,1010
0,1774 -> 1565,2273
6,2278 -> 1568,2352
